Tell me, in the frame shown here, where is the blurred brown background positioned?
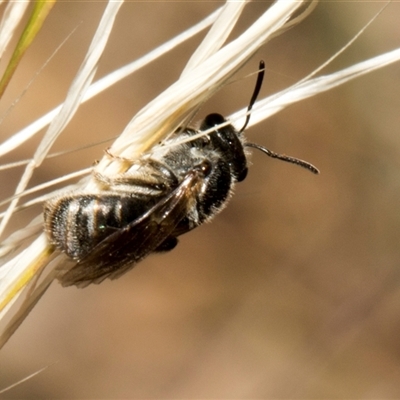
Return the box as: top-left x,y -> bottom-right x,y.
1,1 -> 400,398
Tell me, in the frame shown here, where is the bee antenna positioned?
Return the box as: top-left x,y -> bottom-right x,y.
245,142 -> 320,174
239,60 -> 265,134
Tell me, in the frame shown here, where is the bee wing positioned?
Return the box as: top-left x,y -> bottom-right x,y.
59,171 -> 200,287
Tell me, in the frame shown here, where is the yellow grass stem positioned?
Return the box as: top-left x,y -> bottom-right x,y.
0,0 -> 56,98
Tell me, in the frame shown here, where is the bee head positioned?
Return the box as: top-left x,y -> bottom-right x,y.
200,113 -> 248,182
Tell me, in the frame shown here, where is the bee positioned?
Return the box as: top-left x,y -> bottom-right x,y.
44,61 -> 319,287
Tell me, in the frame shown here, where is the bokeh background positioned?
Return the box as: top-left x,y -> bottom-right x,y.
1,1 -> 400,398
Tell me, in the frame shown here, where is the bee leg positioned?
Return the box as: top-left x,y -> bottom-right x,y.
93,157 -> 180,192
154,237 -> 178,252
104,147 -> 130,162
93,171 -> 114,186
93,169 -> 164,188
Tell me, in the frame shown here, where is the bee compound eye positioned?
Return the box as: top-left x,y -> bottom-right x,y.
204,113 -> 226,127
237,167 -> 248,182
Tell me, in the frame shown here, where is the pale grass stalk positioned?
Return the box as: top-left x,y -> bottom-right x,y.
0,7 -> 221,158
0,2 -> 123,238
0,363 -> 54,394
234,47 -> 400,129
0,0 -> 399,348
